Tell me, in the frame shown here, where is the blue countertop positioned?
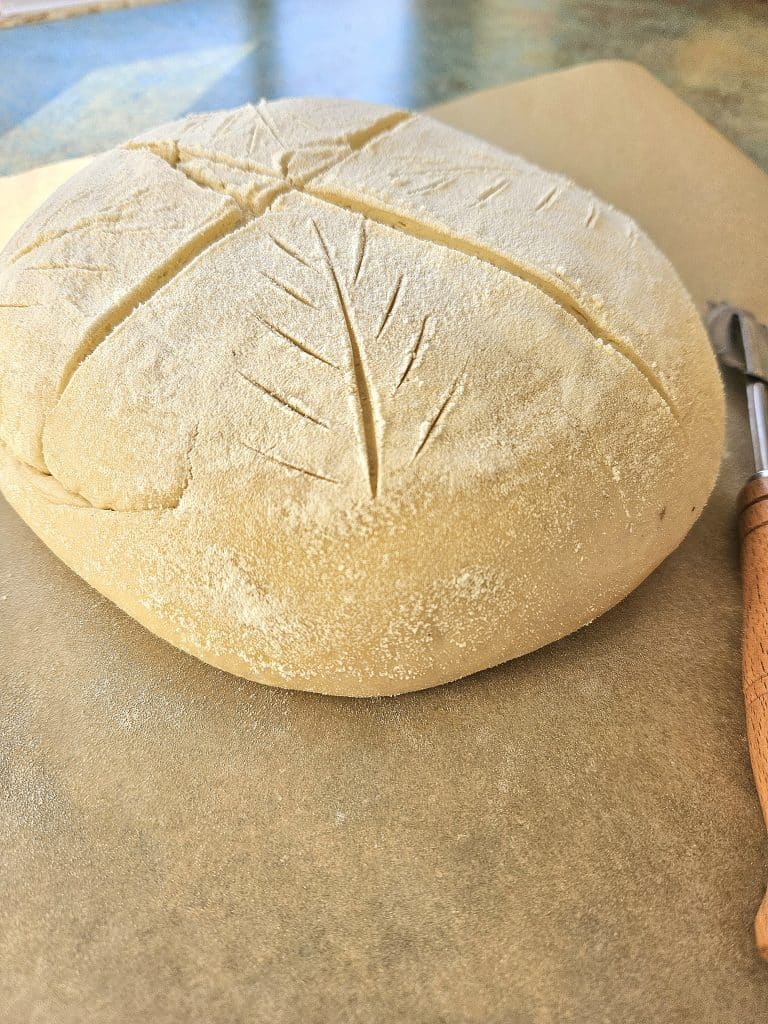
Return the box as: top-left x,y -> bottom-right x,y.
0,0 -> 766,176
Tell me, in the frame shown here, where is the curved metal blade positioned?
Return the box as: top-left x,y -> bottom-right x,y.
707,302 -> 768,383
707,302 -> 768,474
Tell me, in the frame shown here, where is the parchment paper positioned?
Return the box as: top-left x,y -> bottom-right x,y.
3,60 -> 768,1022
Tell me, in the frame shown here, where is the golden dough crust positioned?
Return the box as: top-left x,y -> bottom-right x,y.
0,99 -> 724,695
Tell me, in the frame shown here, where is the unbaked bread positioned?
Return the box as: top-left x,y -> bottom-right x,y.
0,98 -> 723,696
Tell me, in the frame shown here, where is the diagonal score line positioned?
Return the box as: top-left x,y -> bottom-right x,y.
303,183 -> 680,422
52,203 -> 244,408
311,219 -> 380,498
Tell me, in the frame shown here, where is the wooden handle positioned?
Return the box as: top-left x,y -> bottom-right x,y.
739,474 -> 768,957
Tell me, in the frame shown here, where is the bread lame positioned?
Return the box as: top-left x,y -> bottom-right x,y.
708,303 -> 768,959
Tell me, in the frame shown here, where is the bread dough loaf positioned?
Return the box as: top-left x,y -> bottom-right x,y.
0,99 -> 724,695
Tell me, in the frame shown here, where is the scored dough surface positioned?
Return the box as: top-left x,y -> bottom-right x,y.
0,98 -> 723,695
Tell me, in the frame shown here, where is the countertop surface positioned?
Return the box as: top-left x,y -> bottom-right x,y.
0,0 -> 766,176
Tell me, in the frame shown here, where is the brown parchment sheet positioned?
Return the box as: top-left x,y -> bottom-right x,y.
2,60 -> 768,1022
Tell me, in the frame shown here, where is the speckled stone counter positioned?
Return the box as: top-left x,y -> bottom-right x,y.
0,0 -> 766,175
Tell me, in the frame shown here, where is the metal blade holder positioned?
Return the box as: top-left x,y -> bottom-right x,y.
707,303 -> 768,475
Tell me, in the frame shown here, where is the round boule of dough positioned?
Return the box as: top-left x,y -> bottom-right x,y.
0,99 -> 723,696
